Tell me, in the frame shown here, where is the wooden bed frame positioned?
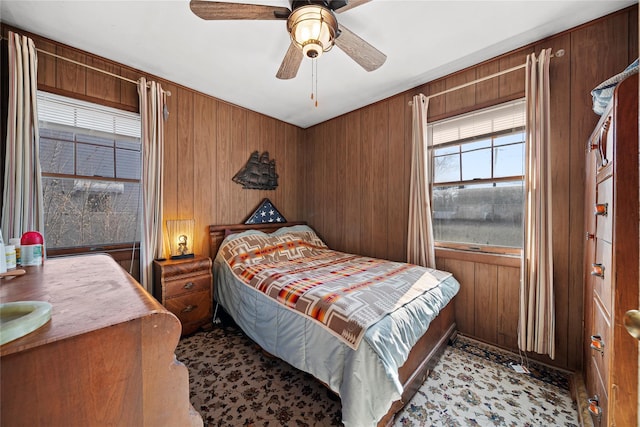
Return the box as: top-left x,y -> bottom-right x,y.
209,222 -> 456,427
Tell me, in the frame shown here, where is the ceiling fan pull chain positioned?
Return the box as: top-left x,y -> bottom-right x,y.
310,58 -> 314,101
314,59 -> 319,108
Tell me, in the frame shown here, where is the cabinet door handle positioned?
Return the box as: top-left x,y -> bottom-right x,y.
591,263 -> 605,278
184,282 -> 195,290
585,232 -> 595,241
182,304 -> 198,313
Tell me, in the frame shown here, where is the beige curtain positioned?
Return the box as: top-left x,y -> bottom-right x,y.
138,77 -> 166,292
1,31 -> 44,241
519,48 -> 555,359
407,93 -> 436,268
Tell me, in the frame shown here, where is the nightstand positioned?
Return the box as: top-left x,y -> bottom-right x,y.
153,255 -> 213,336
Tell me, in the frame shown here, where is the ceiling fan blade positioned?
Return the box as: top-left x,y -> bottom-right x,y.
276,42 -> 303,80
334,0 -> 372,13
190,0 -> 290,20
335,24 -> 386,72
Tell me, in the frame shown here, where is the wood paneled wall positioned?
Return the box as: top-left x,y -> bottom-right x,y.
1,25 -> 305,265
436,251 -> 521,350
302,6 -> 638,371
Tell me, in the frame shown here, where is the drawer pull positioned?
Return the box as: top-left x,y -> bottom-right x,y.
182,304 -> 198,313
593,203 -> 608,216
591,263 -> 605,278
589,117 -> 610,168
590,334 -> 605,354
588,395 -> 602,420
599,117 -> 611,167
184,282 -> 195,290
585,232 -> 595,241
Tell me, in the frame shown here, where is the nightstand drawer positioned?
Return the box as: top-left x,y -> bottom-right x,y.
164,274 -> 211,299
165,290 -> 211,326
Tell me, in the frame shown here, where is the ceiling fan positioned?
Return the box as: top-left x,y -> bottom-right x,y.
189,0 -> 387,79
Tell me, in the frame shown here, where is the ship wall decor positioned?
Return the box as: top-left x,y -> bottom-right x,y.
232,151 -> 279,190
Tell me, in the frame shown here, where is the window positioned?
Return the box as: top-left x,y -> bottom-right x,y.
37,92 -> 141,249
429,99 -> 525,250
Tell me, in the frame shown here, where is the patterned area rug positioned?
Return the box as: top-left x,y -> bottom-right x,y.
396,339 -> 578,427
175,325 -> 578,427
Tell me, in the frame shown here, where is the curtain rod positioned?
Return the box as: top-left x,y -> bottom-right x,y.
408,49 -> 564,105
1,35 -> 171,96
38,48 -> 172,96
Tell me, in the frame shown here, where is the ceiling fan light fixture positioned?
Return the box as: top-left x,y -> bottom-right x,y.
288,5 -> 337,59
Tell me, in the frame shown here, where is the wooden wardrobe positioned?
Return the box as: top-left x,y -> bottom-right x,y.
583,73 -> 638,426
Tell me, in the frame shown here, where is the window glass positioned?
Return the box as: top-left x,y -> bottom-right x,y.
429,99 -> 525,249
40,136 -> 75,175
432,181 -> 524,248
433,152 -> 460,182
494,141 -> 525,177
116,146 -> 141,180
38,91 -> 141,249
76,143 -> 115,178
461,148 -> 491,180
41,178 -> 140,248
434,145 -> 458,156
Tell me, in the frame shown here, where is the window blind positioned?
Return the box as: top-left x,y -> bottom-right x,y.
429,98 -> 525,146
37,91 -> 140,139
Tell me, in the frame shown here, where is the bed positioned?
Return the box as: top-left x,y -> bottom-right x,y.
209,222 -> 459,426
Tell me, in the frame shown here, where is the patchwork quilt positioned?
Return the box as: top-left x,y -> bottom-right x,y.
218,228 -> 452,349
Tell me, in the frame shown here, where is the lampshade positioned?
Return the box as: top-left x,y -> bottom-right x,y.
166,219 -> 195,259
287,5 -> 337,59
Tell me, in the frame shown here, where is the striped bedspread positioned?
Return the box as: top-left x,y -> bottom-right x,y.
218,228 -> 452,349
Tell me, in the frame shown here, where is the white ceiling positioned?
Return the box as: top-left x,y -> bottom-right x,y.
1,1 -> 636,128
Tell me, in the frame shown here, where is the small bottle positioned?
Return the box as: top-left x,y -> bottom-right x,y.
21,231 -> 44,266
9,238 -> 21,265
5,245 -> 16,269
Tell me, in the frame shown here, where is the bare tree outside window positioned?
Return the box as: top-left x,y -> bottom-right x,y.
432,182 -> 524,247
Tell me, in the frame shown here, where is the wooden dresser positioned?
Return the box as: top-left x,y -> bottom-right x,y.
153,255 -> 213,336
583,73 -> 638,426
0,254 -> 203,427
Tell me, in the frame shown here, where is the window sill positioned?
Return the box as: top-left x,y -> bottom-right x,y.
435,245 -> 521,267
47,243 -> 140,263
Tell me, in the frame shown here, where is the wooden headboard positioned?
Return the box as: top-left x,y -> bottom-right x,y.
209,222 -> 307,260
